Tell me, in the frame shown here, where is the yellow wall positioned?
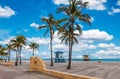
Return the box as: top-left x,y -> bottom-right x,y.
30,57 -> 101,79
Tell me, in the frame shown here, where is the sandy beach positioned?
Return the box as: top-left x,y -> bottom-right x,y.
0,61 -> 59,79
0,60 -> 120,79
46,61 -> 120,79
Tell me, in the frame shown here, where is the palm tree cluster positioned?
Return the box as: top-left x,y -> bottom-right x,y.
0,0 -> 91,69
0,45 -> 8,62
38,0 -> 91,69
0,35 -> 39,66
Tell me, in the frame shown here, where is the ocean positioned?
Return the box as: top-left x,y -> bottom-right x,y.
71,59 -> 120,62
13,58 -> 120,62
43,59 -> 120,62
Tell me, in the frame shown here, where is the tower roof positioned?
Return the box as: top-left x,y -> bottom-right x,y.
54,51 -> 64,54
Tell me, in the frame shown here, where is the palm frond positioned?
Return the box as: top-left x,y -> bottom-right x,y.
76,23 -> 82,35
43,28 -> 49,36
55,18 -> 68,25
78,14 -> 91,25
41,18 -> 49,23
82,2 -> 89,8
73,37 -> 78,43
57,6 -> 70,15
38,25 -> 47,29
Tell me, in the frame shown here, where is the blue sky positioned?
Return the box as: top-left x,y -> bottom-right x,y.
0,0 -> 120,59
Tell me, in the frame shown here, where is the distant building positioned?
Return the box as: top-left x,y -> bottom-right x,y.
54,51 -> 66,63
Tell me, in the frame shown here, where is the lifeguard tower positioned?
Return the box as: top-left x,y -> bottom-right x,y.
54,51 -> 66,63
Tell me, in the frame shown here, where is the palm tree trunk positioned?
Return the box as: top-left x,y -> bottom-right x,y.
8,50 -> 10,61
50,30 -> 54,66
67,20 -> 74,69
15,48 -> 19,66
19,47 -> 22,65
67,36 -> 71,69
15,51 -> 18,66
33,48 -> 34,56
4,56 -> 7,62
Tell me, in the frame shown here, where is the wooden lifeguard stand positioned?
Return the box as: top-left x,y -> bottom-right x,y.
54,51 -> 66,63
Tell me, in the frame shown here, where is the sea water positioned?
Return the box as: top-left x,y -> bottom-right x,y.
72,59 -> 120,62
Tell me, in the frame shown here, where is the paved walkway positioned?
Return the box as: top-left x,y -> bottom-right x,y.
0,62 -> 59,79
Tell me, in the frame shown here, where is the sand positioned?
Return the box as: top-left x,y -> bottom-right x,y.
0,61 -> 59,79
46,61 -> 120,79
1,60 -> 120,79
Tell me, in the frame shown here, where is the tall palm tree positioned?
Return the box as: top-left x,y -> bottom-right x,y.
60,26 -> 80,69
38,13 -> 56,66
10,35 -> 26,65
16,35 -> 26,65
10,39 -> 20,66
2,52 -> 8,62
57,0 -> 91,69
6,43 -> 13,62
0,45 -> 8,62
29,42 -> 39,56
0,45 -> 4,61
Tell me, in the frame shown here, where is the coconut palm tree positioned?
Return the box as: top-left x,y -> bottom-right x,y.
16,35 -> 26,65
0,45 -> 8,62
0,45 -> 4,61
10,35 -> 26,65
6,43 -> 13,62
10,38 -> 20,66
57,0 -> 91,69
38,13 -> 57,66
29,42 -> 39,56
2,52 -> 8,62
60,26 -> 79,69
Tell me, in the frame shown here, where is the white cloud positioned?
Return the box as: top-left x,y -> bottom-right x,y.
0,6 -> 15,18
75,55 -> 83,58
92,49 -> 120,59
114,47 -> 120,51
53,44 -> 68,51
98,43 -> 115,49
52,29 -> 113,53
89,45 -> 97,49
30,22 -> 39,28
52,0 -> 106,10
0,28 -> 115,59
117,0 -> 120,6
81,29 -> 113,41
108,7 -> 120,15
27,37 -> 49,45
83,0 -> 107,10
52,0 -> 69,5
0,36 -> 15,45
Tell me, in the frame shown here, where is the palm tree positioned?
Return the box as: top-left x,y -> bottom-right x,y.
57,0 -> 91,69
38,13 -> 56,66
6,43 -> 13,62
0,45 -> 4,61
10,39 -> 20,66
29,42 -> 39,56
60,26 -> 79,69
16,35 -> 26,65
10,35 -> 26,65
0,45 -> 8,62
2,52 -> 8,62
